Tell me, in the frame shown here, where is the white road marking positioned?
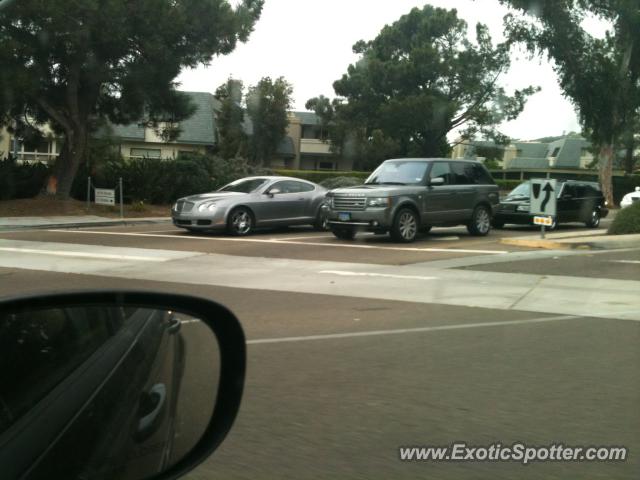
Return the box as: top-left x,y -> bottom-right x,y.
0,246 -> 166,262
47,230 -> 509,255
611,260 -> 640,265
320,270 -> 437,281
431,236 -> 460,241
268,234 -> 334,241
247,314 -> 579,345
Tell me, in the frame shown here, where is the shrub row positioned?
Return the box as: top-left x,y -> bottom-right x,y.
71,154 -> 272,204
0,159 -> 50,200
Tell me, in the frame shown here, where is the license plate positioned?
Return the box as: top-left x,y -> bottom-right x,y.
338,212 -> 351,221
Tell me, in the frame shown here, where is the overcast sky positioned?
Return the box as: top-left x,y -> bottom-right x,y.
177,0 -> 605,141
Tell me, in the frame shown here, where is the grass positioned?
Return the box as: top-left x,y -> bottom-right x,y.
0,195 -> 171,218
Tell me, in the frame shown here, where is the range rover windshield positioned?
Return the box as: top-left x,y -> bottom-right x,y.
365,161 -> 428,186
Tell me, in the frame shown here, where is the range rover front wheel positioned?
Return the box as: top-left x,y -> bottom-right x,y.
467,205 -> 491,236
390,209 -> 419,243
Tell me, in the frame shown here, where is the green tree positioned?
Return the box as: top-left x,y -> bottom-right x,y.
246,76 -> 293,166
315,6 -> 537,171
500,0 -> 640,204
0,0 -> 263,198
215,78 -> 248,159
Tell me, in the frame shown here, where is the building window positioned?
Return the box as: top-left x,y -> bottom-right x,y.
130,148 -> 162,159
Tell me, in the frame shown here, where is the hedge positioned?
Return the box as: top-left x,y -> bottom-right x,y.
71,154 -> 272,204
0,159 -> 50,200
272,169 -> 370,184
608,202 -> 640,235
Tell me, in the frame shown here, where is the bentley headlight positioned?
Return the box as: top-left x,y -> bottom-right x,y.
198,203 -> 217,213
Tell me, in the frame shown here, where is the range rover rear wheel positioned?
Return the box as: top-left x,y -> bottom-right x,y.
390,209 -> 419,243
467,205 -> 491,236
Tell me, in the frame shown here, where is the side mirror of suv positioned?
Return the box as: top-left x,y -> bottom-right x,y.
429,178 -> 445,186
0,291 -> 246,480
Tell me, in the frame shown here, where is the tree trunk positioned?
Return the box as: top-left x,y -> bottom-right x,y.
598,144 -> 615,207
53,127 -> 87,199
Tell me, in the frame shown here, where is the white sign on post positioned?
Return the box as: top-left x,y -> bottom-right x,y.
95,188 -> 116,206
530,179 -> 557,217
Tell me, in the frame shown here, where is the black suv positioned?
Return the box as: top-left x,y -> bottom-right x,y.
326,158 -> 500,242
493,180 -> 609,229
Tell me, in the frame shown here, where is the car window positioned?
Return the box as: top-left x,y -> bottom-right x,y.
470,164 -> 495,185
560,183 -> 576,197
450,162 -> 472,185
428,162 -> 452,185
219,178 -> 268,193
508,182 -> 531,198
292,181 -> 315,192
270,181 -> 300,193
365,161 -> 429,185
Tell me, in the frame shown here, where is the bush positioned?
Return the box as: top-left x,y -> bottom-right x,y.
495,179 -> 522,191
273,169 -> 370,184
0,159 -> 50,200
71,153 -> 272,204
320,176 -> 363,190
608,202 -> 640,235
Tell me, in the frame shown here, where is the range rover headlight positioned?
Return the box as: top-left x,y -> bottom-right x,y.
198,203 -> 217,213
367,197 -> 391,208
516,204 -> 530,212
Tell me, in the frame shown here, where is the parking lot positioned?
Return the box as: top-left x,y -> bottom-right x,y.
0,218 -> 639,479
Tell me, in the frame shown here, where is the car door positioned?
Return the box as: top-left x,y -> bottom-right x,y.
557,183 -> 579,222
422,161 -> 457,225
449,161 -> 476,221
258,180 -> 306,224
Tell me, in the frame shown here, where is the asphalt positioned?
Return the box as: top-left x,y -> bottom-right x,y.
0,222 -> 638,479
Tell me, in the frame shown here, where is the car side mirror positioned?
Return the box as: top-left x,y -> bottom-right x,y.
0,291 -> 245,480
429,177 -> 445,186
267,188 -> 281,197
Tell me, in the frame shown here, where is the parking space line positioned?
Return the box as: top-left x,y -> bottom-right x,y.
611,260 -> 640,265
268,234 -> 334,241
320,270 -> 437,281
246,314 -> 579,345
0,246 -> 166,262
47,229 -> 509,254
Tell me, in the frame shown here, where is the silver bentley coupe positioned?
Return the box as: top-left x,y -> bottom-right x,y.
172,176 -> 329,235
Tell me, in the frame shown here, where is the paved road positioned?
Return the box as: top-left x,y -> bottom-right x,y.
0,223 -> 638,479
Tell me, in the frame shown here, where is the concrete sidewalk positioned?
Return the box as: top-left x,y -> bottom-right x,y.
0,216 -> 171,231
502,229 -> 640,250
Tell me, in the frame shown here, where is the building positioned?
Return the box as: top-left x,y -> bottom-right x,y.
1,91 -> 345,171
452,135 -> 595,170
110,91 -> 219,160
0,123 -> 60,164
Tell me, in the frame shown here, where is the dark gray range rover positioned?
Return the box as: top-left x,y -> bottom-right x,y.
326,158 -> 500,242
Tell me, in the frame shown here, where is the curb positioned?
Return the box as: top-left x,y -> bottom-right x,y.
0,218 -> 172,232
501,235 -> 640,251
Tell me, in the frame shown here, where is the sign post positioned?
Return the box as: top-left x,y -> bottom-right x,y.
530,179 -> 557,239
87,177 -> 91,211
119,177 -> 124,219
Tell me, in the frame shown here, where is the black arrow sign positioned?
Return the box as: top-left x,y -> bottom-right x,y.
541,183 -> 554,212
